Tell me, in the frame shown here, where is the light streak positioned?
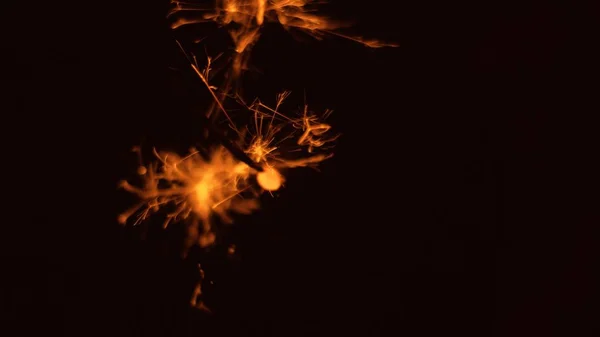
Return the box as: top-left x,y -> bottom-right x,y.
119,1 -> 396,310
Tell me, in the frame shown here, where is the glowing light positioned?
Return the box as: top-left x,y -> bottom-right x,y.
168,0 -> 397,120
257,167 -> 283,191
190,264 -> 211,313
118,92 -> 336,251
119,0 -> 396,315
120,0 -> 396,257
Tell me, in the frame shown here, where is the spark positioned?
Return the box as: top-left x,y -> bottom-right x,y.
190,264 -> 212,313
120,0 -> 394,277
118,90 -> 337,251
168,0 -> 397,121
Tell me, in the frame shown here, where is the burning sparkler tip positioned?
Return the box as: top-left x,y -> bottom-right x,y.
257,167 -> 283,191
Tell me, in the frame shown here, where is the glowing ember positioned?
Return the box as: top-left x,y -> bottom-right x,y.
257,166 -> 283,191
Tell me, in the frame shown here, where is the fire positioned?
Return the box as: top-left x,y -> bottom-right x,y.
118,0 -> 396,315
119,0 -> 395,254
257,166 -> 283,191
168,0 -> 397,120
118,89 -> 336,250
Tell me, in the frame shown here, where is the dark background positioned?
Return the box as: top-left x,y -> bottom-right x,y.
2,0 -> 596,336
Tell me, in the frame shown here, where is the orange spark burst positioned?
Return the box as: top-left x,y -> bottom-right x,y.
118,91 -> 337,251
120,0 -> 393,259
168,0 -> 397,120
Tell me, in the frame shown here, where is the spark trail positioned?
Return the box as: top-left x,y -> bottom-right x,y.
168,0 -> 397,120
119,0 -> 395,255
118,89 -> 337,250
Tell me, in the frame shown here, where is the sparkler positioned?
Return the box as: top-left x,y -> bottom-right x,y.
118,1 -> 396,309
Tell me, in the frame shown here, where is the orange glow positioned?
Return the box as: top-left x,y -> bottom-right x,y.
118,90 -> 336,250
169,0 -> 398,51
257,166 -> 283,191
168,0 -> 397,120
120,0 -> 396,256
190,264 -> 211,312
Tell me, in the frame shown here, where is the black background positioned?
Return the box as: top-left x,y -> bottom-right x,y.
2,1 -> 597,336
